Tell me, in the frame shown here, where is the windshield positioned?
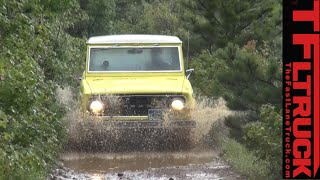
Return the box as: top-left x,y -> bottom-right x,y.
88,47 -> 181,72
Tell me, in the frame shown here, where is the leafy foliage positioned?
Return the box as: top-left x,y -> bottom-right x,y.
189,50 -> 227,96
112,0 -> 193,54
0,0 -> 85,178
0,0 -> 283,179
244,104 -> 282,178
190,41 -> 282,111
215,42 -> 282,111
181,0 -> 282,51
0,58 -> 65,179
182,0 -> 282,178
85,0 -> 115,36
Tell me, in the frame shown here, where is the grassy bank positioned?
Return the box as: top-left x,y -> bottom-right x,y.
221,138 -> 269,179
209,106 -> 282,179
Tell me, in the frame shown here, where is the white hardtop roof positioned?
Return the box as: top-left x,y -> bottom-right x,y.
87,34 -> 182,44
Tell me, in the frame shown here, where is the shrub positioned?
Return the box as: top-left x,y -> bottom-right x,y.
0,0 -> 84,178
0,58 -> 66,179
222,138 -> 269,180
243,104 -> 282,178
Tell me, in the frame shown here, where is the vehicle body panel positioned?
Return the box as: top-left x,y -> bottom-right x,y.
80,35 -> 195,128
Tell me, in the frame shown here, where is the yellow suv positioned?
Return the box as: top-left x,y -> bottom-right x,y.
80,35 -> 195,129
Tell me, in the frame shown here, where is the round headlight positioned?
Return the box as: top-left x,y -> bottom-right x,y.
90,100 -> 104,113
171,99 -> 184,111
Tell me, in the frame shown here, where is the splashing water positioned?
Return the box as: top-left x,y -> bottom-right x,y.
191,97 -> 233,144
56,87 -> 233,151
53,88 -> 244,179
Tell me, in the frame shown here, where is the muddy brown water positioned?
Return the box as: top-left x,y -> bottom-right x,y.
54,149 -> 245,180
61,150 -> 216,174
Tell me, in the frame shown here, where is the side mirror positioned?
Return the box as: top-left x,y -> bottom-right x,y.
78,77 -> 83,86
186,69 -> 194,79
78,71 -> 85,85
78,71 -> 85,81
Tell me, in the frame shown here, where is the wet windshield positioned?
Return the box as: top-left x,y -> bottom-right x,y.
88,47 -> 181,72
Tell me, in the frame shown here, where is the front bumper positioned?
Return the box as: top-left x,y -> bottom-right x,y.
94,119 -> 195,129
85,115 -> 196,129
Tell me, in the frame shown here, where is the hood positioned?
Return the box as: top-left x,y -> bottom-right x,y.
85,76 -> 185,94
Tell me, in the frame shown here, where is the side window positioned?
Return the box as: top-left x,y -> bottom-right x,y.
170,48 -> 180,70
89,49 -> 111,71
89,50 -> 98,71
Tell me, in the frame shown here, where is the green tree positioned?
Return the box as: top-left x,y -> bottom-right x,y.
68,0 -> 115,37
113,0 -> 187,35
244,104 -> 282,178
190,40 -> 282,111
113,0 -> 193,57
181,0 -> 282,52
215,42 -> 282,111
87,0 -> 115,36
0,0 -> 85,178
189,50 -> 227,96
